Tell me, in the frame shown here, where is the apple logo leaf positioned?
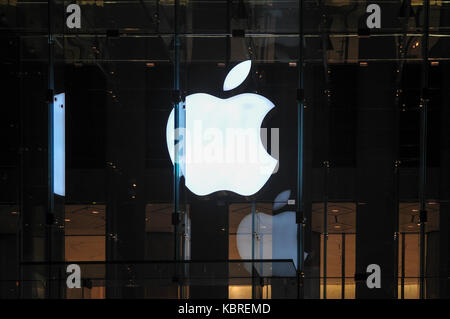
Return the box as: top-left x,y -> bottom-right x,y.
223,60 -> 252,91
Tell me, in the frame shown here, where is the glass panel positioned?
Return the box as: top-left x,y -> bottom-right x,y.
344,234 -> 356,299
404,233 -> 420,299
2,0 -> 450,300
315,202 -> 355,299
145,203 -> 174,260
64,204 -> 106,299
0,205 -> 19,298
398,202 -> 440,299
229,285 -> 252,299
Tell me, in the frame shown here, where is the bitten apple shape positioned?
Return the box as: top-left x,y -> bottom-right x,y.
236,210 -> 308,274
166,60 -> 277,196
236,212 -> 298,269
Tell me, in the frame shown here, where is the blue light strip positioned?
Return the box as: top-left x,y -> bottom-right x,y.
53,93 -> 65,196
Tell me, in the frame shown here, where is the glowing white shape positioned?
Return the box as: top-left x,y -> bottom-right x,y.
223,60 -> 252,91
236,211 -> 308,272
53,93 -> 65,196
166,103 -> 186,177
166,93 -> 277,196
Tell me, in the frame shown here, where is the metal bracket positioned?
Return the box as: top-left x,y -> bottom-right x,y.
296,88 -> 305,103
296,210 -> 305,224
419,210 -> 428,223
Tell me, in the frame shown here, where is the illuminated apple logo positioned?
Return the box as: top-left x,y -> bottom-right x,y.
166,60 -> 278,196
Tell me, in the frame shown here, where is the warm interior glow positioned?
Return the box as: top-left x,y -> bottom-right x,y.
229,285 -> 252,299
320,284 -> 356,299
228,285 -> 271,299
65,205 -> 106,299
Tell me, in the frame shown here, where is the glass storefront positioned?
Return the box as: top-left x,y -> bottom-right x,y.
1,0 -> 449,299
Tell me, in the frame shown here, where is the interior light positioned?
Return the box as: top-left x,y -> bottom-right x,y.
53,93 -> 65,196
64,218 -> 71,222
331,209 -> 339,213
91,211 -> 99,214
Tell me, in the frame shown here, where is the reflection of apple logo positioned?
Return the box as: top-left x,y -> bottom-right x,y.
166,60 -> 278,196
236,211 -> 300,274
235,190 -> 308,274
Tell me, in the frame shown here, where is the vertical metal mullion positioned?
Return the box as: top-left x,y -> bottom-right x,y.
173,0 -> 180,259
419,102 -> 428,299
18,35 -> 24,299
296,0 -> 305,300
173,0 -> 184,300
401,233 -> 405,299
225,0 -> 231,299
46,0 -> 55,299
17,36 -> 25,298
394,160 -> 400,299
323,161 -> 329,299
341,233 -> 345,299
226,0 -> 231,66
419,0 -> 430,300
251,201 -> 256,299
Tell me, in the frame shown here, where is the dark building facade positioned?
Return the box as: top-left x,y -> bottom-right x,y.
0,0 -> 450,299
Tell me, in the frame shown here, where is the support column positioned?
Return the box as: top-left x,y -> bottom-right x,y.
439,62 -> 450,297
355,62 -> 397,298
189,199 -> 228,299
105,64 -> 146,298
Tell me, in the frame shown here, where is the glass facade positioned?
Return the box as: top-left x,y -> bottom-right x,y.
1,0 -> 450,299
